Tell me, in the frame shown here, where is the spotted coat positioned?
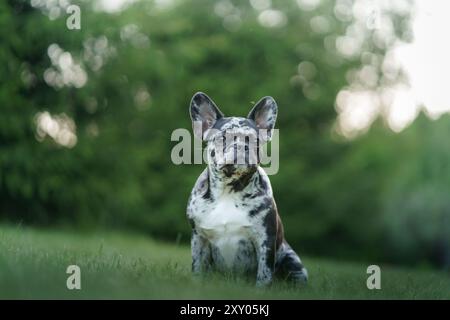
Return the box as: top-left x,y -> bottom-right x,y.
187,92 -> 307,286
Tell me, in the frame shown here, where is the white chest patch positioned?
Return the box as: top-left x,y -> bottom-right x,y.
198,195 -> 252,268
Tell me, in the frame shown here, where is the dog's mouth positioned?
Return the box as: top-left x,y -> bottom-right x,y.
219,163 -> 256,177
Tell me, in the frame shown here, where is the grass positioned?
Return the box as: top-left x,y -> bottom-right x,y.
0,224 -> 448,299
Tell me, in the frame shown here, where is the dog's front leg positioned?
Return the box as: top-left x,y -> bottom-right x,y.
254,231 -> 276,287
191,231 -> 211,275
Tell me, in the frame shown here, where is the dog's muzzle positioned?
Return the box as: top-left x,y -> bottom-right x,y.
221,164 -> 235,177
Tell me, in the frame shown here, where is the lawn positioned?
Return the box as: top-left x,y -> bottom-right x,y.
0,224 -> 448,299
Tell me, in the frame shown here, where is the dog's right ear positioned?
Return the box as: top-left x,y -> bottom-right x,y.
190,92 -> 224,140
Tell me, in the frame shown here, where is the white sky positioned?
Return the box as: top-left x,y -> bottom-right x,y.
94,0 -> 450,135
393,0 -> 450,122
336,0 -> 450,136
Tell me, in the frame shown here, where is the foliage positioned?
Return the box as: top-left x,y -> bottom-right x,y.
2,0 -> 448,269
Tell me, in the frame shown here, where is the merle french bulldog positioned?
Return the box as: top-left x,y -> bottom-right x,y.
186,92 -> 308,287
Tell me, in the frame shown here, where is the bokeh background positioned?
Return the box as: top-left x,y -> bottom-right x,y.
1,0 -> 449,271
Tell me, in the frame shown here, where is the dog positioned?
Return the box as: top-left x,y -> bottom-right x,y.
186,92 -> 308,287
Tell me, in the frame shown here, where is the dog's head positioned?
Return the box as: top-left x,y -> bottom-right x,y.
190,92 -> 277,177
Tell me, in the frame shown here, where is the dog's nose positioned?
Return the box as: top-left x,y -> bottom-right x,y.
222,164 -> 235,177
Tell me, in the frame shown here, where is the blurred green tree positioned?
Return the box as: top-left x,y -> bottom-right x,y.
5,0 -> 448,270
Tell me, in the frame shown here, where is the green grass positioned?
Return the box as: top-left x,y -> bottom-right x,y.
0,224 -> 448,299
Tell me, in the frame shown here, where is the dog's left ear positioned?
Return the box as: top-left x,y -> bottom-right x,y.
248,96 -> 278,142
190,92 -> 224,140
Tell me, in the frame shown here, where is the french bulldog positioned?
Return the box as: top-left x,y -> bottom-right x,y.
187,92 -> 307,286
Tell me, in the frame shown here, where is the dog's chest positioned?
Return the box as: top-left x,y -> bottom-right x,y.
197,195 -> 254,268
198,195 -> 251,237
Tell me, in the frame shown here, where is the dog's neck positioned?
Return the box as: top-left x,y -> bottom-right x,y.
207,165 -> 259,198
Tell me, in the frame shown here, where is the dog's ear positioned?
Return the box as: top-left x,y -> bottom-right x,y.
190,92 -> 224,140
248,96 -> 278,142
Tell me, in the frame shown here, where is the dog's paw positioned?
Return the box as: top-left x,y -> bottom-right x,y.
288,268 -> 308,286
255,278 -> 273,289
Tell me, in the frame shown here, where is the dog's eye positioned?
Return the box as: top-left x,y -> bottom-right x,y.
210,150 -> 215,157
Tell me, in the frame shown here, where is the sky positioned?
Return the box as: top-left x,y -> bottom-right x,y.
394,0 -> 450,120
330,0 -> 450,136
94,0 -> 450,136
